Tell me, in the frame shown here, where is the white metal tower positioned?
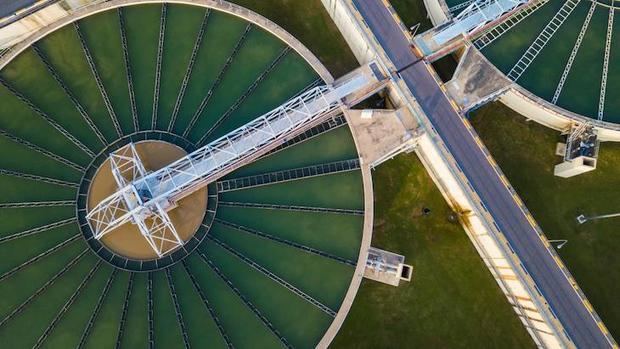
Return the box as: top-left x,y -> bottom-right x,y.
86,73 -> 372,257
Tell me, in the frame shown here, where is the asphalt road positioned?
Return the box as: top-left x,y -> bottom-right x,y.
0,0 -> 38,19
351,0 -> 612,347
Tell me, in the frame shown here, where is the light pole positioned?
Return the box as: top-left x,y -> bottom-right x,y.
409,23 -> 421,36
548,239 -> 568,249
576,212 -> 620,224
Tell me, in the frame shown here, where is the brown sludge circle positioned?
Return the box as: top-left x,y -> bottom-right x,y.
87,140 -> 208,260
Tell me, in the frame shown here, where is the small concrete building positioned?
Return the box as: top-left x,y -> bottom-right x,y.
554,124 -> 599,178
364,247 -> 412,287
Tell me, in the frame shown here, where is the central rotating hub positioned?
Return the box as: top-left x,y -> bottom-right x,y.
86,140 -> 208,260
78,82 -> 359,270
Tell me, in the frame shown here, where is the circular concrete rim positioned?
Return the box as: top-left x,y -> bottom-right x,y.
75,130 -> 216,272
0,1 -> 374,346
477,48 -> 620,136
425,0 -> 620,139
0,0 -> 333,84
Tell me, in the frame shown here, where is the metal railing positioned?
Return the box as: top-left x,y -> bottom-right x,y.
75,21 -> 123,137
0,217 -> 77,244
181,260 -> 233,348
183,24 -> 253,138
552,1 -> 596,104
207,235 -> 337,316
118,8 -> 139,132
197,249 -> 292,348
34,261 -> 103,349
598,8 -> 614,120
168,9 -> 211,132
32,43 -> 109,145
0,77 -> 95,157
115,272 -> 134,349
0,129 -> 84,171
473,0 -> 549,50
0,247 -> 88,329
77,269 -> 118,349
86,83 -> 349,244
151,3 -> 167,130
507,0 -> 581,81
433,0 -> 528,47
216,158 -> 360,192
218,201 -> 364,215
200,46 -> 292,145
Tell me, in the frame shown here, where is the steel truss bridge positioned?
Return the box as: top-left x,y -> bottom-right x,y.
86,72 -> 374,257
435,0 -> 527,44
414,0 -> 536,57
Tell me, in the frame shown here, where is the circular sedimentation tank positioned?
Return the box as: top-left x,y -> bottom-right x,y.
0,2 -> 368,347
84,139 -> 209,262
446,0 -> 620,124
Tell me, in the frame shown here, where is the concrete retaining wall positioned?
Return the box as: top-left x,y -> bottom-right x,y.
500,88 -> 620,142
422,0 -> 620,142
423,0 -> 450,25
0,0 -> 102,49
1,4 -> 69,49
414,133 -> 562,348
392,70 -> 566,348
321,0 -> 375,65
0,0 -> 334,84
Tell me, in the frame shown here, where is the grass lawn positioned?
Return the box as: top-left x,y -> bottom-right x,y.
391,0 -> 434,31
224,1 -> 534,347
331,153 -> 533,348
470,102 -> 620,338
229,0 -> 358,78
390,0 -> 620,341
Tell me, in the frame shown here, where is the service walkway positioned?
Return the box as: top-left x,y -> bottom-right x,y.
351,0 -> 613,348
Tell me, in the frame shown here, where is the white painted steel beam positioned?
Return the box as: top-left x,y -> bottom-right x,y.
433,0 -> 529,46
474,0 -> 549,50
86,73 -> 371,256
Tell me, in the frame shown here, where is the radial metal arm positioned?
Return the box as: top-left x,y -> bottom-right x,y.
85,75 -> 370,254
433,0 -> 530,46
89,143 -> 184,257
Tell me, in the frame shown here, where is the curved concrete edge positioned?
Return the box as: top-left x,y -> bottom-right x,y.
317,110 -> 374,347
0,0 -> 334,84
420,0 -> 620,141
424,0 -> 450,25
475,46 -> 620,141
500,87 -> 620,141
0,1 -> 374,346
